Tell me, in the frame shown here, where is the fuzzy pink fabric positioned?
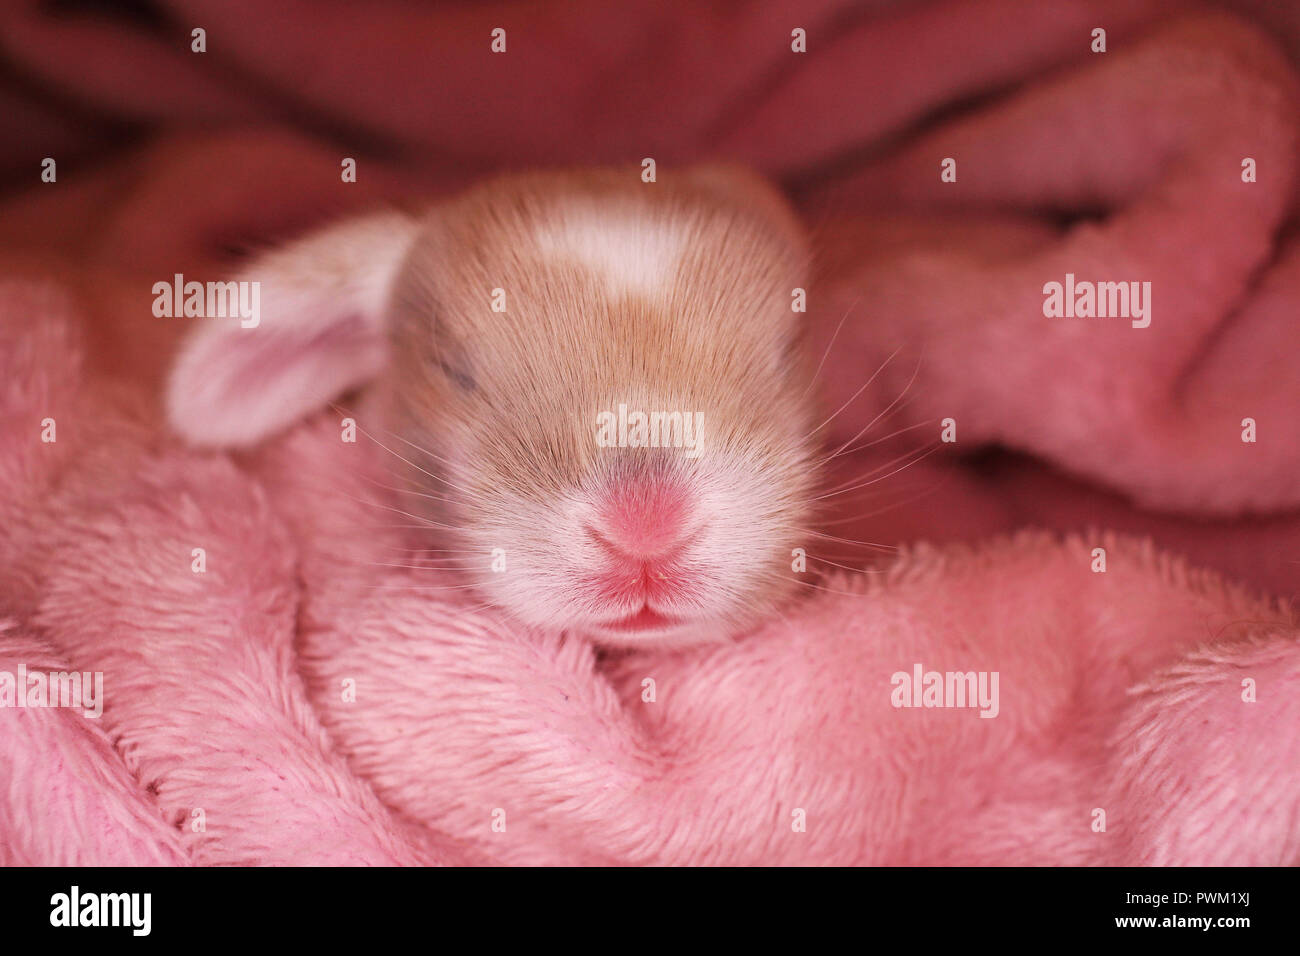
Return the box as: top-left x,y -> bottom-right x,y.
4,288 -> 1298,866
2,0 -> 1299,865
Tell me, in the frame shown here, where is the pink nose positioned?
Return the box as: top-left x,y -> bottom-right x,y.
586,477 -> 693,606
598,476 -> 689,560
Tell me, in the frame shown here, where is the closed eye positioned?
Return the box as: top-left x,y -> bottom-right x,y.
437,357 -> 477,392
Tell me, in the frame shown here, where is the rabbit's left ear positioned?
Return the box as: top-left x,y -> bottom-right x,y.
682,163 -> 807,255
165,210 -> 420,448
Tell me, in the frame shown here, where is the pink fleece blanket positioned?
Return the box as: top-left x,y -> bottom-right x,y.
2,0 -> 1299,865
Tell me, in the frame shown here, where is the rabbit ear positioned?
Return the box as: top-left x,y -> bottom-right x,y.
683,164 -> 806,250
165,210 -> 420,448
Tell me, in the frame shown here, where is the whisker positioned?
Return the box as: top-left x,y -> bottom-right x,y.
815,352 -> 925,468
820,412 -> 933,464
378,546 -> 486,554
361,474 -> 458,506
815,468 -> 957,527
785,576 -> 878,597
805,555 -> 890,574
363,582 -> 485,592
326,400 -> 489,503
337,491 -> 467,533
801,530 -> 898,552
813,443 -> 940,501
798,297 -> 861,401
806,344 -> 903,439
817,439 -> 939,497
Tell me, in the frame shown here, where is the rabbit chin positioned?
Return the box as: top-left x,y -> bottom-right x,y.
479,581 -> 748,646
576,607 -> 736,646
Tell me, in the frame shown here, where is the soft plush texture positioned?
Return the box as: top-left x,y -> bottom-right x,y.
1,0 -> 1299,865
3,294 -> 1298,866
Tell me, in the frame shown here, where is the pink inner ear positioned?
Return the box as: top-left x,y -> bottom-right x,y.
167,311 -> 387,448
231,313 -> 370,389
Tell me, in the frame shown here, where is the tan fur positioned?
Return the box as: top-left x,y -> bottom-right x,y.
382,167 -> 819,641
166,165 -> 821,642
